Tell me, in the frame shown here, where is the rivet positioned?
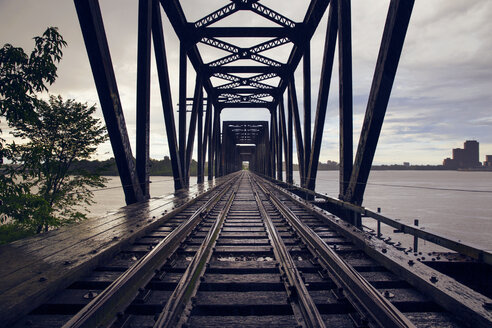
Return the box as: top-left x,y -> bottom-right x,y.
430,276 -> 438,283
408,260 -> 414,266
382,248 -> 387,254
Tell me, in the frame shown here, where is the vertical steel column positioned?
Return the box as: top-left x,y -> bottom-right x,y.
345,0 -> 414,205
265,122 -> 271,176
151,0 -> 184,190
203,98 -> 212,180
338,0 -> 353,198
197,92 -> 204,183
185,76 -> 203,185
219,119 -> 224,176
270,110 -> 276,178
178,42 -> 187,183
214,108 -> 221,177
74,0 -> 144,205
207,102 -> 214,180
288,79 -> 305,187
306,1 -> 338,191
276,106 -> 283,181
136,0 -> 152,199
287,94 -> 293,184
303,43 -> 311,188
279,98 -> 288,182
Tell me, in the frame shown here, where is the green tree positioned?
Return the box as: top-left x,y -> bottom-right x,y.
8,96 -> 108,233
0,28 -> 108,240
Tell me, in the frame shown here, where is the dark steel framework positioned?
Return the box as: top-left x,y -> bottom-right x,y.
74,0 -> 414,223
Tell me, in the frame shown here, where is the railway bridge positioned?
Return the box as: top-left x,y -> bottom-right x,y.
1,0 -> 492,327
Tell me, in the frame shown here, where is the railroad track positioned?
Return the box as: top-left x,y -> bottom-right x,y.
13,171 -> 479,327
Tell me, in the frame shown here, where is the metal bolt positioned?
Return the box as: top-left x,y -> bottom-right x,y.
84,291 -> 98,299
430,276 -> 438,283
382,248 -> 387,254
408,260 -> 414,266
383,290 -> 395,299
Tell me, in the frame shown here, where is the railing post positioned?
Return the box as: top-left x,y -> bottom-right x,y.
413,219 -> 419,252
377,207 -> 381,238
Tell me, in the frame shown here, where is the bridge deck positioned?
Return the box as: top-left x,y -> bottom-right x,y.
0,176 -> 233,325
1,172 -> 491,328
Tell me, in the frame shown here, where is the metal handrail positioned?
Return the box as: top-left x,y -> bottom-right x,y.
262,174 -> 492,265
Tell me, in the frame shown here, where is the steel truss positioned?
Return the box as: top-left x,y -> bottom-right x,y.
74,0 -> 415,226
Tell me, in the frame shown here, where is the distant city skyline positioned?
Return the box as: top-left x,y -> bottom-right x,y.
1,1 -> 492,165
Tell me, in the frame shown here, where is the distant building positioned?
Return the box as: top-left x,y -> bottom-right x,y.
443,140 -> 481,169
403,162 -> 410,167
484,155 -> 492,167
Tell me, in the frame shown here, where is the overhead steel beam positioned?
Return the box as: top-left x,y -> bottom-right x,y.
345,0 -> 414,205
136,0 -> 152,199
151,0 -> 184,190
74,0 -> 144,205
196,27 -> 297,38
160,0 -> 216,104
306,1 -> 338,191
273,0 -> 330,106
208,66 -> 285,74
338,0 -> 353,198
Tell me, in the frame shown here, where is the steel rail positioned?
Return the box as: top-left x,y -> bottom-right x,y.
260,174 -> 492,265
62,175 -> 239,328
250,176 -> 326,328
154,182 -> 238,328
253,176 -> 415,328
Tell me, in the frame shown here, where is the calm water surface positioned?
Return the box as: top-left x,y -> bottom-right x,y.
90,171 -> 492,251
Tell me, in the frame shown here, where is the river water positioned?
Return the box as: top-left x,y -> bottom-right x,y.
90,171 -> 492,251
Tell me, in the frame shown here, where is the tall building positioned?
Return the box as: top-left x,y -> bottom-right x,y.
484,155 -> 492,167
442,140 -> 481,169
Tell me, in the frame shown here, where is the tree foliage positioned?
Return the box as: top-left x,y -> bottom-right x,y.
6,96 -> 108,233
0,28 -> 108,239
0,27 -> 66,126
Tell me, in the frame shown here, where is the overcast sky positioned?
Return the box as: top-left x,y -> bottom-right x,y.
1,0 -> 491,165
